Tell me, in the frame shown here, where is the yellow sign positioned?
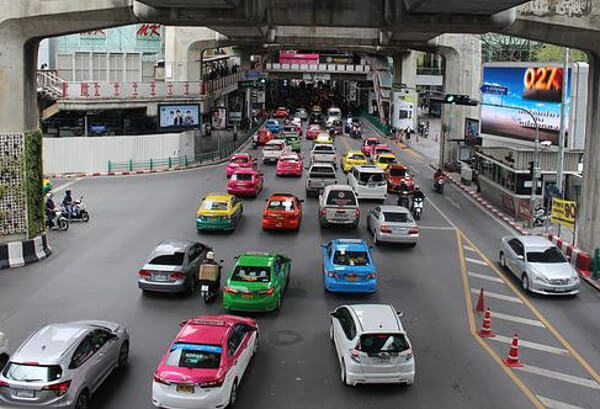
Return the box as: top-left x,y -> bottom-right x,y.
550,198 -> 576,229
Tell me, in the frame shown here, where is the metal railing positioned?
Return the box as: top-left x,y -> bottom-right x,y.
360,109 -> 393,136
36,70 -> 66,98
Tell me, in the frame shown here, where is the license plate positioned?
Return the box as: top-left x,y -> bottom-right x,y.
276,223 -> 283,227
275,215 -> 284,219
347,275 -> 358,281
15,389 -> 35,398
201,285 -> 209,292
176,385 -> 195,394
375,354 -> 391,361
153,274 -> 168,282
242,293 -> 254,299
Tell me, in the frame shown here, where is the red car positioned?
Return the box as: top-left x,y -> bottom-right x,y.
274,107 -> 289,118
373,144 -> 393,158
228,168 -> 264,197
385,163 -> 414,193
361,137 -> 379,157
226,153 -> 255,177
262,193 -> 303,231
255,128 -> 274,146
152,315 -> 258,409
276,153 -> 303,177
306,125 -> 320,140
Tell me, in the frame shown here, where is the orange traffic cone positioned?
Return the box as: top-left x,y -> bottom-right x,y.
475,288 -> 485,313
503,334 -> 523,367
478,308 -> 495,338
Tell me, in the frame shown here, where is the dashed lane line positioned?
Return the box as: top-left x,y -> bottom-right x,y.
466,257 -> 488,266
491,312 -> 545,328
537,396 -> 587,409
468,271 -> 505,283
489,334 -> 569,357
463,245 -> 476,253
470,288 -> 523,303
516,365 -> 600,390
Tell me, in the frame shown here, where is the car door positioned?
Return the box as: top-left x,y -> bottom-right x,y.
322,242 -> 332,276
368,207 -> 381,232
69,332 -> 104,392
506,239 -> 524,277
334,307 -> 357,363
225,329 -> 244,394
89,329 -> 119,386
330,307 -> 348,362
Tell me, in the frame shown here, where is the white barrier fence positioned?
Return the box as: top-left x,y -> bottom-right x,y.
43,132 -> 194,175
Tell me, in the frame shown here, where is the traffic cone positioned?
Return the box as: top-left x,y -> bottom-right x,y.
503,334 -> 523,367
475,288 -> 485,313
478,308 -> 495,338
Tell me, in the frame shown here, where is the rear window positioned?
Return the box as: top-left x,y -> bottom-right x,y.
166,343 -> 222,369
358,172 -> 384,184
310,171 -> 336,179
314,146 -> 334,152
268,200 -> 294,211
349,154 -> 366,161
383,212 -> 412,223
201,201 -> 228,211
231,157 -> 248,163
150,253 -> 185,266
3,363 -> 62,382
264,144 -> 282,151
333,250 -> 370,266
326,190 -> 357,206
366,140 -> 378,146
359,334 -> 410,355
231,173 -> 252,181
231,265 -> 271,283
377,156 -> 396,164
389,168 -> 408,177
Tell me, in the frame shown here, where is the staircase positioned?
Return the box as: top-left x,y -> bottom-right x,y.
36,70 -> 65,120
367,56 -> 392,124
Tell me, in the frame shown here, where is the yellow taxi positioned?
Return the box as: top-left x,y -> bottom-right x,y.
341,151 -> 368,173
196,193 -> 243,232
314,133 -> 334,145
373,153 -> 398,170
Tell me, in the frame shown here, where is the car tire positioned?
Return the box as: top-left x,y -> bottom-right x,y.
228,379 -> 238,408
499,252 -> 507,269
74,389 -> 90,409
0,354 -> 8,371
408,243 -> 417,248
117,341 -> 129,369
187,277 -> 196,296
521,273 -> 530,292
373,230 -> 379,246
81,212 -> 90,222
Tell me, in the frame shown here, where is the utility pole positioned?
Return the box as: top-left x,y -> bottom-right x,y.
556,47 -> 569,237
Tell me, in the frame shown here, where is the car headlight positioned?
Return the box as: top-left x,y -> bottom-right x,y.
534,275 -> 549,284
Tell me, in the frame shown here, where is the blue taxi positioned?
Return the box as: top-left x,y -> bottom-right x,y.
265,119 -> 281,134
321,239 -> 377,293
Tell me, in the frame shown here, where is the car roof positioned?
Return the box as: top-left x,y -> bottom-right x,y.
325,184 -> 353,191
233,167 -> 255,174
310,163 -> 335,170
268,193 -> 296,201
355,165 -> 384,173
348,304 -> 403,333
375,144 -> 390,148
313,143 -> 334,148
331,238 -> 368,251
177,315 -> 240,345
237,252 -> 276,267
510,235 -> 553,247
346,151 -> 365,156
365,137 -> 378,141
154,239 -> 194,253
231,153 -> 250,159
266,139 -> 284,145
379,205 -> 409,213
388,163 -> 408,170
205,193 -> 232,202
377,153 -> 396,158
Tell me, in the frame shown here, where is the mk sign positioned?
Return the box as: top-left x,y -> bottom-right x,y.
136,24 -> 161,40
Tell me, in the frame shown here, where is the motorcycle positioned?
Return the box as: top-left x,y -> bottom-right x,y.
199,261 -> 223,303
350,126 -> 362,139
46,208 -> 69,231
61,196 -> 90,222
433,177 -> 446,194
534,206 -> 548,226
412,197 -> 424,220
395,188 -> 411,209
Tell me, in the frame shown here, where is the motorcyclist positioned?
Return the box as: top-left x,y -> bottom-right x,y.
396,181 -> 411,208
200,251 -> 221,299
411,185 -> 425,211
62,190 -> 75,218
45,193 -> 56,227
434,168 -> 445,181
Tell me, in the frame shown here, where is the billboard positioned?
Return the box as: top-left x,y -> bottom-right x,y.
279,51 -> 319,65
392,91 -> 416,131
480,64 -> 572,145
159,104 -> 200,128
211,107 -> 228,130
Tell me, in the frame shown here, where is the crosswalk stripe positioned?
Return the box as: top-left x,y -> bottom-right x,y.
491,312 -> 545,328
466,257 -> 488,266
537,395 -> 586,409
489,334 -> 569,356
463,245 -> 476,252
516,365 -> 600,390
470,288 -> 522,303
468,272 -> 504,283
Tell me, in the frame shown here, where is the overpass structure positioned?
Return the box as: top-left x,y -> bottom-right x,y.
2,0 -> 600,252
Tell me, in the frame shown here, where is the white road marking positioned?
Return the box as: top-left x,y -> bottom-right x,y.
445,195 -> 461,209
516,365 -> 600,390
425,197 -> 458,229
491,312 -> 545,328
470,288 -> 523,303
468,272 -> 504,283
52,178 -> 82,193
418,226 -> 456,230
463,245 -> 476,252
466,257 -> 488,266
537,396 -> 586,409
489,334 -> 569,356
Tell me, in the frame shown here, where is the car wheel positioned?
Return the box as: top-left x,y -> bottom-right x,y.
521,273 -> 530,292
81,212 -> 90,222
74,389 -> 90,409
187,276 -> 196,296
117,341 -> 129,369
276,292 -> 282,310
499,252 -> 507,269
373,230 -> 379,246
0,354 -> 8,371
228,379 -> 238,408
408,243 -> 417,248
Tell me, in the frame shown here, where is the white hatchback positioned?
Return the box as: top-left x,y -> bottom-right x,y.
330,304 -> 415,386
347,165 -> 387,200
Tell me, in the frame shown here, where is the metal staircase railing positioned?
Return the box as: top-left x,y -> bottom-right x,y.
36,70 -> 66,99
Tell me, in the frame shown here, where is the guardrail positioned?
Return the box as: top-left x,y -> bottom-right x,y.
360,109 -> 393,136
266,63 -> 370,73
107,120 -> 263,173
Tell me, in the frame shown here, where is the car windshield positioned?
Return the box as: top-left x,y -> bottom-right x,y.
349,154 -> 365,161
378,156 -> 396,164
268,200 -> 294,211
201,201 -> 228,211
359,334 -> 410,355
358,173 -> 384,184
326,190 -> 357,206
2,363 -> 62,382
150,252 -> 185,266
231,157 -> 248,163
166,343 -> 222,369
527,247 -> 566,263
231,173 -> 253,181
333,250 -> 370,266
366,140 -> 378,146
231,265 -> 271,283
383,212 -> 412,223
389,168 -> 408,177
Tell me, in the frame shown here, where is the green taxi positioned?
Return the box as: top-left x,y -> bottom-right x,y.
196,193 -> 243,232
223,252 -> 291,312
284,135 -> 301,152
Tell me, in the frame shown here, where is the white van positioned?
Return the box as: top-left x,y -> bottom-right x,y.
326,107 -> 342,128
347,165 -> 387,200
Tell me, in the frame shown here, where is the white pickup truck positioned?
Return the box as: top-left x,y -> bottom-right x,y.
262,139 -> 291,164
310,144 -> 337,168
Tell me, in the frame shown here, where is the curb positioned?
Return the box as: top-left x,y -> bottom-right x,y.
0,234 -> 52,270
546,233 -> 600,292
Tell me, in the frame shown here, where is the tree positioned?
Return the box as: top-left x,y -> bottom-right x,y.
481,34 -> 542,63
534,45 -> 588,63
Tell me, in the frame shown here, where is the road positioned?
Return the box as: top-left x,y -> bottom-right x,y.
0,119 -> 599,408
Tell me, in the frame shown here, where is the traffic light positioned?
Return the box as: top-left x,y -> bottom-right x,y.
443,94 -> 478,106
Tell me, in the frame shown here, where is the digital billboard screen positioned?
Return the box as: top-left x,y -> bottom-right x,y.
480,65 -> 571,145
159,104 -> 200,128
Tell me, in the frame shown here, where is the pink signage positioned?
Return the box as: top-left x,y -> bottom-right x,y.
278,52 -> 319,65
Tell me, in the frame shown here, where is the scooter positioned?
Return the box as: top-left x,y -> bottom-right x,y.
46,208 -> 69,231
396,189 -> 411,209
61,196 -> 90,222
433,177 -> 446,194
199,261 -> 223,304
412,197 -> 424,220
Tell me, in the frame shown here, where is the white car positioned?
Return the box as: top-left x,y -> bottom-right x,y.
326,107 -> 342,127
330,304 -> 415,386
294,108 -> 308,119
262,140 -> 291,164
366,206 -> 418,247
347,165 -> 387,200
0,331 -> 8,371
319,185 -> 360,229
310,144 -> 337,167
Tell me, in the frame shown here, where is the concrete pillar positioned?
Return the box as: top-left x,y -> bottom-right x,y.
391,51 -> 417,131
436,34 -> 481,167
392,52 -> 416,89
238,48 -> 252,71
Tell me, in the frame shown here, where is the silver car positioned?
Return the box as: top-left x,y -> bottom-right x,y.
319,185 -> 360,229
0,321 -> 129,409
499,235 -> 580,295
366,206 -> 418,247
138,240 -> 211,295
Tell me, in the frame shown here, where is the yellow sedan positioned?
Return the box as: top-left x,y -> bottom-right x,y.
196,193 -> 243,232
314,133 -> 334,145
373,153 -> 398,170
341,151 -> 368,173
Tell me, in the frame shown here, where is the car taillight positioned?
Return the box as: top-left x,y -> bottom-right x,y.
258,287 -> 275,296
138,269 -> 151,278
380,224 -> 392,233
409,227 -> 419,235
170,272 -> 186,280
355,209 -> 360,216
224,287 -> 238,294
0,380 -> 9,388
153,373 -> 170,385
350,349 -> 361,363
328,271 -> 337,278
321,209 -> 327,216
42,380 -> 71,397
199,376 -> 225,388
367,273 -> 376,279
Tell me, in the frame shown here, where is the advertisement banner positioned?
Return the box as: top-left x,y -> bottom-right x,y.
79,30 -> 106,40
392,91 -> 416,131
481,64 -> 571,145
159,104 -> 200,128
136,24 -> 161,41
279,52 -> 319,65
550,198 -> 576,229
211,107 -> 228,130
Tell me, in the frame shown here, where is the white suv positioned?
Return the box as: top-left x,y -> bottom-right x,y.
318,185 -> 359,229
329,304 -> 415,386
348,165 -> 387,200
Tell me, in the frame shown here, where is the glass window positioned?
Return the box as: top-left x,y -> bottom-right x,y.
231,266 -> 271,283
231,173 -> 253,181
336,308 -> 356,340
383,212 -> 412,223
333,250 -> 370,266
357,172 -> 384,185
90,330 -> 111,352
508,239 -> 524,256
389,168 -> 407,177
3,363 -> 62,382
70,336 -> 95,368
166,343 -> 222,369
326,190 -> 357,206
201,201 -> 229,211
377,156 -> 396,164
149,253 -> 185,266
527,247 -> 566,263
359,334 -> 410,355
267,200 -> 295,211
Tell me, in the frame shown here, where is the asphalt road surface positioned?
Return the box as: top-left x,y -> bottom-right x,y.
1,119 -> 599,409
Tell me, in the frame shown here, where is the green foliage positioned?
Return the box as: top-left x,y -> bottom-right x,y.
24,129 -> 44,238
534,45 -> 588,63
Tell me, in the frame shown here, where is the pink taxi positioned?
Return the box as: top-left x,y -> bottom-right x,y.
227,168 -> 264,197
226,153 -> 256,178
276,152 -> 303,177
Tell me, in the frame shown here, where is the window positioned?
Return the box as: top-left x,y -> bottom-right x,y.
70,335 -> 95,368
508,239 -> 524,257
201,201 -> 229,211
166,343 -> 222,369
335,308 -> 357,340
359,334 -> 410,356
188,245 -> 202,262
377,156 -> 396,164
326,190 -> 357,206
231,173 -> 253,181
350,154 -> 365,161
268,200 -> 294,211
231,157 -> 248,163
527,247 -> 566,263
231,266 -> 271,283
314,146 -> 334,152
371,207 -> 381,217
227,325 -> 246,356
333,250 -> 370,266
357,172 -> 384,185
383,212 -> 412,223
389,168 -> 407,177
149,253 -> 185,266
89,330 -> 111,352
3,363 -> 62,382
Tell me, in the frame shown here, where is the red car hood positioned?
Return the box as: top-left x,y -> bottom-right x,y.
387,175 -> 413,185
158,366 -> 223,384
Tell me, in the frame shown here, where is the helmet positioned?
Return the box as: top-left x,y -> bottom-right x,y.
46,192 -> 53,199
414,185 -> 420,191
206,251 -> 215,261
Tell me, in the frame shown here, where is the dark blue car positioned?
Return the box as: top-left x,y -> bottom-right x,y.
322,239 -> 377,293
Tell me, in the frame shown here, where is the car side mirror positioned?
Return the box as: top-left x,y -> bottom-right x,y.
220,259 -> 224,263
397,311 -> 405,318
368,245 -> 373,250
320,244 -> 327,248
566,255 -> 571,262
179,320 -> 188,328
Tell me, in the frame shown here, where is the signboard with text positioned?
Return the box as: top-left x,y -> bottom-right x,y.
550,198 -> 576,229
136,24 -> 161,41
